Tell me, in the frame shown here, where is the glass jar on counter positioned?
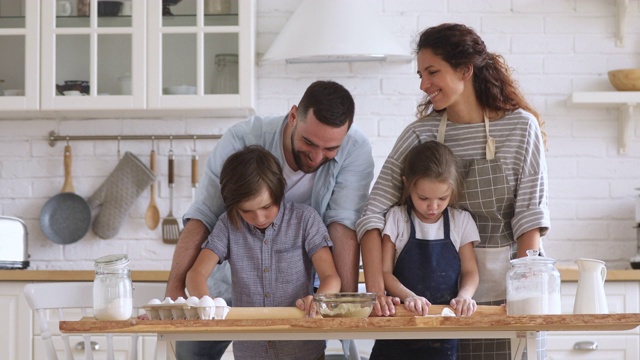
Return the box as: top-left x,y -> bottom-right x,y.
93,254 -> 133,320
212,54 -> 239,94
506,249 -> 561,315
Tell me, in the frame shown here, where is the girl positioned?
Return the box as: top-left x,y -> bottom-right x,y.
369,140 -> 479,360
186,145 -> 341,360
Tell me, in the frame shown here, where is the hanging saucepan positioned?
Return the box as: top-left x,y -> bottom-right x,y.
39,144 -> 91,245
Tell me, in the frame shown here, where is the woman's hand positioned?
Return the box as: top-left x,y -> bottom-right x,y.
296,295 -> 317,318
373,294 -> 401,316
450,296 -> 477,317
404,296 -> 430,316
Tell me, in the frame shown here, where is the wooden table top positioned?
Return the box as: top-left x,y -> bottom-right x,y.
60,307 -> 640,335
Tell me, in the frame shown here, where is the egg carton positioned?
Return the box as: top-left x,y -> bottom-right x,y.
142,303 -> 230,320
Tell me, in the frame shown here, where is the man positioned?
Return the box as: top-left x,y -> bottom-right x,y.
166,80 -> 374,359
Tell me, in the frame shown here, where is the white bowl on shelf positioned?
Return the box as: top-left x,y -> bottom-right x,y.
163,85 -> 197,95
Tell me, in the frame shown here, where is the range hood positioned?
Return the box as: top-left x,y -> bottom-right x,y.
262,0 -> 411,64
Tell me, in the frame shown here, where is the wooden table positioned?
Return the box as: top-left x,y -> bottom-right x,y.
59,307 -> 640,360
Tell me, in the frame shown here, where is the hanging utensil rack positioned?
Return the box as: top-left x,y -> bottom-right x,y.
48,130 -> 221,147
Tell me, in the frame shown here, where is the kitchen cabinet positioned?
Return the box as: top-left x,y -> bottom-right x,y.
0,281 -> 32,360
546,281 -> 640,360
0,277 -> 166,360
0,0 -> 39,111
0,0 -> 255,118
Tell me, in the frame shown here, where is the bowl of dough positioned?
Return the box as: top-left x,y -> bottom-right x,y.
313,292 -> 376,318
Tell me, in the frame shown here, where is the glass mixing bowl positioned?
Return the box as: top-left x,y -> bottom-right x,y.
313,292 -> 376,318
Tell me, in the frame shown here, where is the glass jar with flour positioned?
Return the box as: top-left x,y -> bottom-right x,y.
506,249 -> 561,315
93,254 -> 133,320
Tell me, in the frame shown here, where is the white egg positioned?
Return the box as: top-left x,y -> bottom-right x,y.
148,298 -> 161,305
163,297 -> 174,304
175,296 -> 186,303
213,297 -> 227,307
199,295 -> 215,307
186,296 -> 200,307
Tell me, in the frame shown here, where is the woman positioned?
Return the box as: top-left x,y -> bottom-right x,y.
356,23 -> 550,359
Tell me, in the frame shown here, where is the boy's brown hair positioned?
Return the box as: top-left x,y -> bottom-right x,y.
220,145 -> 286,229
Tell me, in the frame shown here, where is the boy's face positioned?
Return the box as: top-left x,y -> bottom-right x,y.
237,187 -> 279,231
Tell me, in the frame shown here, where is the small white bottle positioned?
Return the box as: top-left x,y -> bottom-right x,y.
93,254 -> 133,320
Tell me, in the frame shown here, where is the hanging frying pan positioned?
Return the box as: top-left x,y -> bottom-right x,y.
39,145 -> 91,245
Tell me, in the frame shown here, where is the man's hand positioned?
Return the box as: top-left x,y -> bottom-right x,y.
165,220 -> 210,299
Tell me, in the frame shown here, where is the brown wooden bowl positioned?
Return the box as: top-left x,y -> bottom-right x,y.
608,68 -> 640,91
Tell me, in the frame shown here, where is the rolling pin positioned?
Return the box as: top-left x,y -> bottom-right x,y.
225,305 -> 505,319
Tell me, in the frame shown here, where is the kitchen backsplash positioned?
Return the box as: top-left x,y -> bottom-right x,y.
1,0 -> 639,270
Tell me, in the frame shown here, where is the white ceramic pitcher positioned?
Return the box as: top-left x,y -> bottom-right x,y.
573,258 -> 608,314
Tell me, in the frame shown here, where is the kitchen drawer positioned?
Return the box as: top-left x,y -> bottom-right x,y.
547,334 -> 639,360
547,280 -> 640,360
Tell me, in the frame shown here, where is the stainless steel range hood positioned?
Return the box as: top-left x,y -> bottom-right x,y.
261,0 -> 411,64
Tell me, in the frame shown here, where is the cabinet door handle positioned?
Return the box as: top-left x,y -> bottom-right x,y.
573,341 -> 598,351
74,340 -> 100,351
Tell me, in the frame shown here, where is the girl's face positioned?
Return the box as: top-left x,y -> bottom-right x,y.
416,48 -> 467,111
407,177 -> 453,224
237,187 -> 279,231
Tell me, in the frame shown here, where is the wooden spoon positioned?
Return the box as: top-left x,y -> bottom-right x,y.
145,148 -> 160,230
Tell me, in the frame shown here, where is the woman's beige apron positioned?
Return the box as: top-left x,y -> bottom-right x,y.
437,113 -> 546,360
437,112 -> 515,303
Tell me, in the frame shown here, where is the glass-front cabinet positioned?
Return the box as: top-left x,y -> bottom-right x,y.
0,0 -> 38,110
148,0 -> 254,111
0,0 -> 255,117
41,0 -> 145,110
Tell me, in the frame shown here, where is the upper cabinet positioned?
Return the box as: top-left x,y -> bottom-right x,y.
0,0 -> 255,118
0,1 -> 39,111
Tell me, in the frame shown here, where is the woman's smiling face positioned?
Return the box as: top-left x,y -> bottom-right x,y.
417,49 -> 467,111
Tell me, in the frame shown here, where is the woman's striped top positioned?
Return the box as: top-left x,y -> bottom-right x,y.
356,109 -> 550,246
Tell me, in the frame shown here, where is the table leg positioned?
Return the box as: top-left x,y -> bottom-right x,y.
155,335 -> 173,360
511,331 -> 539,360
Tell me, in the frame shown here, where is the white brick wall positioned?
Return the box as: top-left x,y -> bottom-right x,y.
1,0 -> 639,270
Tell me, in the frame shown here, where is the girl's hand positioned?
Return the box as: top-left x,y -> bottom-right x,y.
450,297 -> 477,317
404,296 -> 430,316
373,294 -> 401,317
296,295 -> 317,318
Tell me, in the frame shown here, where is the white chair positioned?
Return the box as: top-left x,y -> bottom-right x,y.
24,282 -> 165,360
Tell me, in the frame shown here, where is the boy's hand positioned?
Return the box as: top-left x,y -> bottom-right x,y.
404,296 -> 430,316
450,297 -> 477,317
296,295 -> 317,318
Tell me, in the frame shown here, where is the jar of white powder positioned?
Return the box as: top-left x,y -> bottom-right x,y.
506,250 -> 561,315
93,254 -> 133,320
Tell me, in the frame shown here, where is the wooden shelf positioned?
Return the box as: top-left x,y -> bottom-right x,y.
568,91 -> 640,154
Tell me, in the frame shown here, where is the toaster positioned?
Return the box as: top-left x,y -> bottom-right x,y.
0,216 -> 30,269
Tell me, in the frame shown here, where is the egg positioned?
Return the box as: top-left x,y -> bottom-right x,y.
213,297 -> 227,307
175,297 -> 186,303
186,296 -> 200,307
199,295 -> 215,307
163,297 -> 174,304
148,298 -> 161,305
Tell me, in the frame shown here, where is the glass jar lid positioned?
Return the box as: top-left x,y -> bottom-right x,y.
95,254 -> 130,268
510,249 -> 555,266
